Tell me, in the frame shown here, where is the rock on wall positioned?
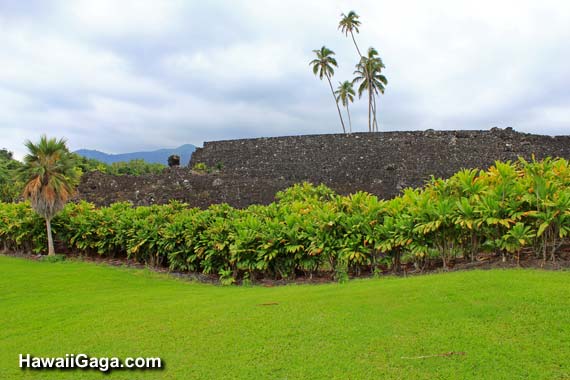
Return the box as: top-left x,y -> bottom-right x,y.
78,128 -> 570,208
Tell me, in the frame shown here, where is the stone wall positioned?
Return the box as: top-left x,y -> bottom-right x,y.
190,128 -> 570,197
77,169 -> 294,208
78,128 -> 570,208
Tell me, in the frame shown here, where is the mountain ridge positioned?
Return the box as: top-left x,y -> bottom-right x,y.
75,144 -> 196,165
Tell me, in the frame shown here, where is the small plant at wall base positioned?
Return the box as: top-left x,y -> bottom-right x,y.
192,162 -> 223,174
192,162 -> 209,172
21,136 -> 79,256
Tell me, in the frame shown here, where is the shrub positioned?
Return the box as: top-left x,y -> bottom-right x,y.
2,159 -> 570,280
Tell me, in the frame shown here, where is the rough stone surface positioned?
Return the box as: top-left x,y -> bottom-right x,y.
77,168 -> 294,208
77,129 -> 570,208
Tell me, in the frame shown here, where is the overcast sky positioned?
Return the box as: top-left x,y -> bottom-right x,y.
1,0 -> 569,159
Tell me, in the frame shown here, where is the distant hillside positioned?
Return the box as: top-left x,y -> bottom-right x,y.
75,144 -> 196,165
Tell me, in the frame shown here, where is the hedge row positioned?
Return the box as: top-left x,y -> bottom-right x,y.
1,157 -> 570,281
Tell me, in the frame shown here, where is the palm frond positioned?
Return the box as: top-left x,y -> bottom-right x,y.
22,135 -> 78,219
338,11 -> 361,35
309,46 -> 337,80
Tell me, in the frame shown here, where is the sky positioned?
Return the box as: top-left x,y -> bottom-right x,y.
1,0 -> 569,159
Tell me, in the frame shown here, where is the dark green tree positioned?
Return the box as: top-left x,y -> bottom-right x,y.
0,149 -> 23,202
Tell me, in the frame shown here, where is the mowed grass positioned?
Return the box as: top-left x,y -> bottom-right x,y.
1,256 -> 569,380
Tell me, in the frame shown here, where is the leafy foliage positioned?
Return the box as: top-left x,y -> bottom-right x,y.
2,158 -> 570,282
73,154 -> 166,176
0,149 -> 24,202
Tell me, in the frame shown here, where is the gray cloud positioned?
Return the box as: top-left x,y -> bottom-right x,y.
1,0 -> 569,159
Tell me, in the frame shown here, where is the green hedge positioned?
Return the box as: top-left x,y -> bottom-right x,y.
1,157 -> 570,280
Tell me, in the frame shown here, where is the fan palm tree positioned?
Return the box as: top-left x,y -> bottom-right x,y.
310,46 -> 346,134
335,81 -> 356,133
338,11 -> 363,58
353,47 -> 387,132
22,135 -> 79,256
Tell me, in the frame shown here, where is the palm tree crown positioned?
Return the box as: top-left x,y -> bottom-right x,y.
338,11 -> 361,36
339,11 -> 363,56
310,46 -> 338,80
335,80 -> 356,133
22,135 -> 78,255
353,47 -> 388,132
353,47 -> 387,97
335,80 -> 355,107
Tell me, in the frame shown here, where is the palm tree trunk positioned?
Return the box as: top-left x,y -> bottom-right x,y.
46,218 -> 55,256
372,94 -> 378,132
326,74 -> 346,134
371,94 -> 376,131
350,31 -> 362,58
368,88 -> 372,132
346,105 -> 352,134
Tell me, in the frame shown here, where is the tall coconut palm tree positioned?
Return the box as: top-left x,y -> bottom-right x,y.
22,135 -> 79,256
338,11 -> 363,58
353,47 -> 387,132
339,11 -> 367,133
335,81 -> 356,133
310,46 -> 347,134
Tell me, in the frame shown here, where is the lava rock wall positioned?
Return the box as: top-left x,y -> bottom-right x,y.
78,128 -> 570,208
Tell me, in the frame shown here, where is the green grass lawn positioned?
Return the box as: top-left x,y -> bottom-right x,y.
1,256 -> 569,380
